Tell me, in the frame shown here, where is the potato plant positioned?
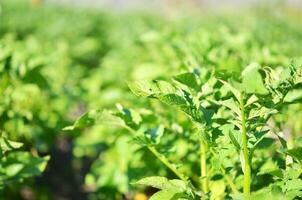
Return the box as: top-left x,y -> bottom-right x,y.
1,0 -> 302,199
68,58 -> 302,199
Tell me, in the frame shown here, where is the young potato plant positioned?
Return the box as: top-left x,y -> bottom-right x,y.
128,61 -> 302,199
127,69 -> 227,196
65,104 -> 199,199
218,60 -> 302,199
67,58 -> 302,199
67,69 -> 235,199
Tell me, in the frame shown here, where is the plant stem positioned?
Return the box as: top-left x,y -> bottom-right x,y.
124,126 -> 188,182
225,174 -> 239,194
148,145 -> 187,182
239,93 -> 251,196
220,166 -> 239,194
210,149 -> 239,194
200,139 -> 209,194
122,125 -> 188,182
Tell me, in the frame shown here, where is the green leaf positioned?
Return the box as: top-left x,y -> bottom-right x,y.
158,94 -> 187,106
63,109 -> 103,130
231,187 -> 284,200
173,72 -> 199,90
257,160 -> 280,176
246,95 -> 259,106
136,176 -> 171,190
149,190 -> 178,200
145,125 -> 164,144
253,137 -> 274,149
127,80 -> 157,97
291,58 -> 302,84
64,105 -> 145,132
220,79 -> 241,101
127,80 -> 175,98
283,179 -> 302,191
168,179 -> 187,192
273,132 -> 287,149
114,104 -> 142,130
199,107 -> 215,125
285,147 -> 302,163
240,63 -> 269,95
5,164 -> 24,177
248,107 -> 277,120
285,167 -> 301,179
179,105 -> 203,123
284,89 -> 302,103
136,176 -> 187,193
2,152 -> 49,179
220,98 -> 241,116
229,130 -> 241,151
0,137 -> 23,153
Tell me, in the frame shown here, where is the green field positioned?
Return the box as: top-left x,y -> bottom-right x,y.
0,1 -> 302,199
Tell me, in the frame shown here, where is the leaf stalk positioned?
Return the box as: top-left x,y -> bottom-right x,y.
148,145 -> 188,182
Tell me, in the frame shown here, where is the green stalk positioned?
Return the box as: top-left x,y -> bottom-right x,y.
148,145 -> 187,182
200,139 -> 209,194
225,174 -> 239,194
210,149 -> 239,194
122,125 -> 188,182
239,93 -> 251,196
221,166 -> 239,194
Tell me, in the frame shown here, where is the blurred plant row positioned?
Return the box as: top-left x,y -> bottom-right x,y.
0,0 -> 302,199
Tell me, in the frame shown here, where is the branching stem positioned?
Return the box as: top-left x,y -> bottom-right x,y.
148,145 -> 187,182
122,125 -> 188,182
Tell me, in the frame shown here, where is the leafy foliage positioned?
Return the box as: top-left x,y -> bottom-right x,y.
1,0 -> 302,199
